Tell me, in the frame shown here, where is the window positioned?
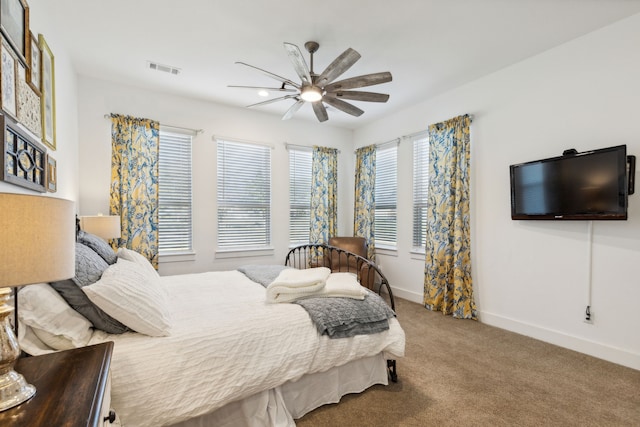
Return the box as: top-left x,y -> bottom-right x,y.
217,139 -> 271,250
375,143 -> 397,249
158,129 -> 193,254
412,133 -> 429,252
289,147 -> 312,245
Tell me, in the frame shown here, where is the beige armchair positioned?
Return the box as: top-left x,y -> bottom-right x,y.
328,236 -> 368,259
328,236 -> 375,290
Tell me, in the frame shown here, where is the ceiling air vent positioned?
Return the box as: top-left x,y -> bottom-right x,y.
147,61 -> 181,75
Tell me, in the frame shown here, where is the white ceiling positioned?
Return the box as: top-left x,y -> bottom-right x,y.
43,0 -> 640,129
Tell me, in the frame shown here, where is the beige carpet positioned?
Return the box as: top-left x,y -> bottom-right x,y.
296,297 -> 640,426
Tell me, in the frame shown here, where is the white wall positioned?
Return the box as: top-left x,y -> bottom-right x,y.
73,8 -> 640,369
0,0 -> 79,202
353,13 -> 640,370
76,77 -> 353,276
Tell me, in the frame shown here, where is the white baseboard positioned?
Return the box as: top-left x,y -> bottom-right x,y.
480,311 -> 640,371
390,288 -> 640,371
390,286 -> 422,304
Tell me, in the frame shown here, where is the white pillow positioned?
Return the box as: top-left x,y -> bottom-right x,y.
18,283 -> 93,349
32,328 -> 76,350
116,247 -> 159,278
18,322 -> 57,356
83,259 -> 171,337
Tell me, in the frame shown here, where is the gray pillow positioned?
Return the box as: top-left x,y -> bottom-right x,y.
78,230 -> 117,265
50,242 -> 128,334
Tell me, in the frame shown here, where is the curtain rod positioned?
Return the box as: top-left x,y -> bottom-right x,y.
401,114 -> 474,141
284,142 -> 341,154
354,138 -> 399,154
103,114 -> 203,135
401,130 -> 428,140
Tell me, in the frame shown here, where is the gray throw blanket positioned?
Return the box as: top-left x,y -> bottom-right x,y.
237,265 -> 395,339
237,264 -> 290,287
295,291 -> 396,339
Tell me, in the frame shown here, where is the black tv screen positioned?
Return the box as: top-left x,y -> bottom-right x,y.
510,145 -> 628,220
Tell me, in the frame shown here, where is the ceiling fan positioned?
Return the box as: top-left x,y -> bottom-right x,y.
229,41 -> 392,123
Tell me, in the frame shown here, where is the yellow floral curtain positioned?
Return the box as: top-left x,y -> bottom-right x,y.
354,144 -> 376,260
109,114 -> 160,269
309,146 -> 338,245
424,114 -> 476,319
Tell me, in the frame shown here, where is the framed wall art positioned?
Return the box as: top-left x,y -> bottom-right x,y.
0,40 -> 17,119
16,61 -> 40,136
45,153 -> 56,192
25,30 -> 38,94
1,112 -> 46,192
38,33 -> 54,150
0,0 -> 28,66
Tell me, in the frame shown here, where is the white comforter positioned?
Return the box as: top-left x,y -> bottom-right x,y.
89,270 -> 405,427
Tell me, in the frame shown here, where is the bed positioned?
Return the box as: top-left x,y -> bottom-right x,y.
17,235 -> 405,427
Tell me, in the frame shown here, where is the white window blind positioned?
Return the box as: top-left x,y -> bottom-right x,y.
375,143 -> 397,248
412,134 -> 429,252
217,139 -> 271,250
158,129 -> 193,254
289,147 -> 312,245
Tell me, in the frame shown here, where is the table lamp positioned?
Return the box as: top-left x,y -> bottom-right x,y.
79,214 -> 121,241
0,193 -> 75,411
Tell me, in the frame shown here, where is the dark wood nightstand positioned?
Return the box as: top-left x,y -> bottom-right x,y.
0,341 -> 114,427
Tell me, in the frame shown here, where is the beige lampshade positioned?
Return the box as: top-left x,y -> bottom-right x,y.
80,215 -> 121,240
0,193 -> 75,288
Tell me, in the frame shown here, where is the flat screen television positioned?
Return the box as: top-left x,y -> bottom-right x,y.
510,145 -> 632,220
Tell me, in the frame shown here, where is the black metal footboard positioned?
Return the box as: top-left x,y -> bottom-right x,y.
284,244 -> 398,382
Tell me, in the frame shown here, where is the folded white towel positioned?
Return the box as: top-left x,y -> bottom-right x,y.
312,272 -> 367,300
266,267 -> 331,303
266,271 -> 367,303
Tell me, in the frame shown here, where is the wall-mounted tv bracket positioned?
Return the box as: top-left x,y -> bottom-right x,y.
628,155 -> 636,195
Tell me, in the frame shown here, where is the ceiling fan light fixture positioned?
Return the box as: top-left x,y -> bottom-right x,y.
258,89 -> 269,97
300,86 -> 322,102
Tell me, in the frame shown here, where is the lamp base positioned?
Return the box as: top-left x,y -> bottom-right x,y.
0,288 -> 36,412
0,370 -> 36,411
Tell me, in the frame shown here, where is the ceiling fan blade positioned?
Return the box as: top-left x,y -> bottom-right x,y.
325,91 -> 389,103
283,43 -> 312,85
282,99 -> 305,120
314,48 -> 361,88
322,97 -> 364,117
235,62 -> 301,90
324,72 -> 392,92
228,85 -> 297,93
312,102 -> 329,122
246,95 -> 297,108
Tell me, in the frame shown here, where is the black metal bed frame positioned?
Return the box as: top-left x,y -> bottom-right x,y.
284,244 -> 398,382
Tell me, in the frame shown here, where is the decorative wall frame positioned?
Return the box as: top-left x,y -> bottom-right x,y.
38,33 -> 54,150
25,30 -> 38,94
1,112 -> 46,192
16,61 -> 40,136
45,153 -> 56,192
0,40 -> 17,119
0,0 -> 28,66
